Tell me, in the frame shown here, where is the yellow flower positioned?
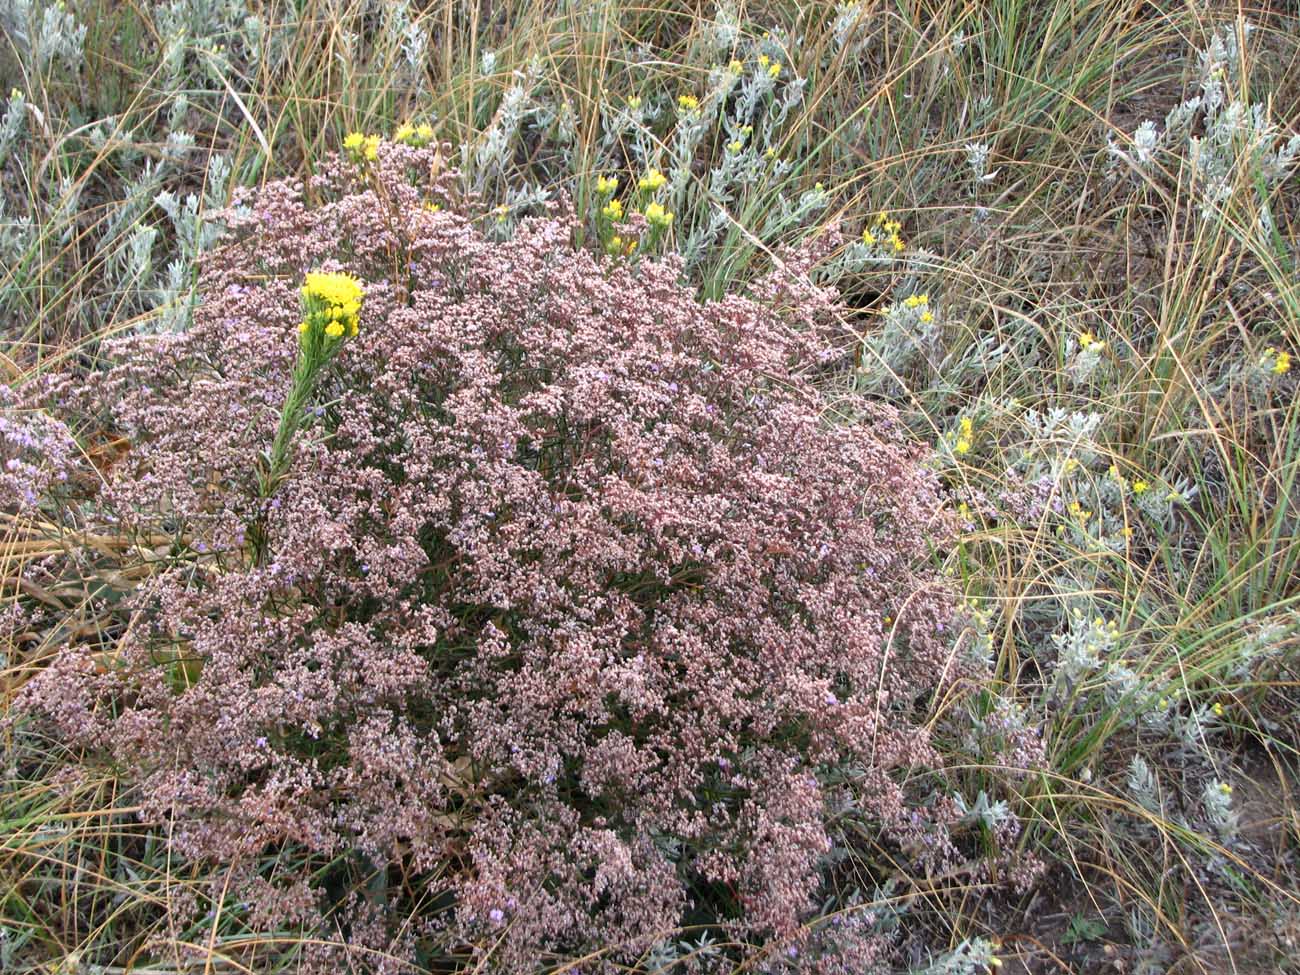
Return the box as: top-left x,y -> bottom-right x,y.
768,62 -> 782,79
301,271 -> 365,339
920,310 -> 934,324
954,438 -> 971,455
728,140 -> 743,153
861,229 -> 876,246
1212,701 -> 1225,717
677,93 -> 699,112
1219,782 -> 1233,796
729,59 -> 743,74
303,271 -> 364,308
904,294 -> 928,308
627,95 -> 642,109
343,133 -> 381,162
395,122 -> 434,147
596,174 -> 620,195
757,54 -> 770,68
602,198 -> 624,220
764,147 -> 777,160
890,233 -> 905,253
343,131 -> 366,154
638,168 -> 667,191
644,201 -> 673,229
1133,479 -> 1150,494
1274,350 -> 1292,374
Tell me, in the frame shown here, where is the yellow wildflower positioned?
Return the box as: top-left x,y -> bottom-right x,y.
764,147 -> 777,160
301,271 -> 365,340
1212,701 -> 1225,717
727,140 -> 743,153
343,131 -> 366,156
303,272 -> 364,309
862,229 -> 876,246
342,132 -> 380,162
627,95 -> 642,109
596,174 -> 620,195
417,123 -> 434,143
644,201 -> 673,229
677,93 -> 699,112
920,310 -> 934,324
904,294 -> 928,308
638,169 -> 667,191
602,198 -> 624,220
394,122 -> 415,144
729,59 -> 743,74
1132,479 -> 1150,494
1219,782 -> 1233,796
768,62 -> 782,79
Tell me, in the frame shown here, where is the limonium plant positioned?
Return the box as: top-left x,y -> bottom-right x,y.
12,136 -> 1026,974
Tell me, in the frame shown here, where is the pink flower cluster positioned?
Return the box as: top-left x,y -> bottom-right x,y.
17,143 -> 974,971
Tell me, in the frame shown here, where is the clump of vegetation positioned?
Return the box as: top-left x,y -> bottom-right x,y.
8,139 -> 1011,972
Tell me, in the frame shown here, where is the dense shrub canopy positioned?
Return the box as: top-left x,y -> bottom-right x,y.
19,143 -> 972,971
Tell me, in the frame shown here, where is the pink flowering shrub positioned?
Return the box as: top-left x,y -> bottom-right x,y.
16,142 -> 979,972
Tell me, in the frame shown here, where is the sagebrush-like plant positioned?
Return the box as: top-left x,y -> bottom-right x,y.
14,140 -> 986,972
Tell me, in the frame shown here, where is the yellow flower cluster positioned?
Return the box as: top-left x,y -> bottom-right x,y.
299,271 -> 364,340
677,93 -> 699,112
954,415 -> 973,455
1263,346 -> 1291,375
639,168 -> 667,192
596,174 -> 620,195
602,198 -> 624,221
644,201 -> 673,229
1079,330 -> 1105,352
606,234 -> 639,257
728,59 -> 743,74
904,293 -> 934,323
394,122 -> 435,147
343,131 -> 380,163
864,212 -> 905,253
